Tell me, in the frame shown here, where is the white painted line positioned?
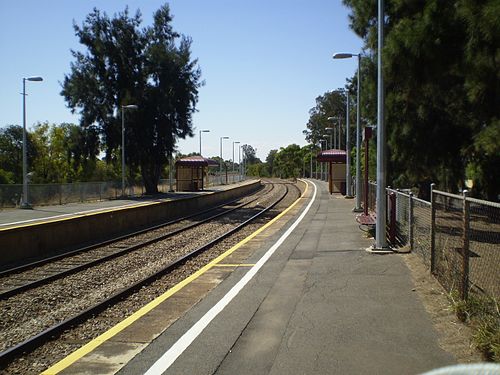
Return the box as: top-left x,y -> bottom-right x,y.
144,180 -> 317,374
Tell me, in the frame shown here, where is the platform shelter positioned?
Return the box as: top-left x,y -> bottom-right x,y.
317,149 -> 347,194
175,156 -> 218,191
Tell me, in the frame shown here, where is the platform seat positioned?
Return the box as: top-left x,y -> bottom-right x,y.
356,212 -> 377,226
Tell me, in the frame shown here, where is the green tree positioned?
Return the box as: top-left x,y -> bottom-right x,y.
265,149 -> 278,176
342,0 -> 499,200
0,125 -> 29,183
303,90 -> 350,150
247,163 -> 269,177
61,5 -> 202,194
241,144 -> 261,165
274,144 -> 303,179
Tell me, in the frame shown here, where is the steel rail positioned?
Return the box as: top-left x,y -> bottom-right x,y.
0,185 -> 273,299
0,183 -> 295,366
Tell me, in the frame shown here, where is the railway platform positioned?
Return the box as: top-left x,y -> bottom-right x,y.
0,181 -> 250,229
44,179 -> 456,375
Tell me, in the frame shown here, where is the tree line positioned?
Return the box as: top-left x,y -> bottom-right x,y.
1,2 -> 497,201
303,0 -> 499,200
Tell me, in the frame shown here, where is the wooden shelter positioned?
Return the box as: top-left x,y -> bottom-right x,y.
317,149 -> 347,194
175,156 -> 218,191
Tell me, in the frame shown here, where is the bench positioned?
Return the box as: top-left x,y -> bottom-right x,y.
356,212 -> 377,227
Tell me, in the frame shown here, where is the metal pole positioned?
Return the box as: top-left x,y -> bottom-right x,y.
354,54 -> 362,211
238,145 -> 241,181
310,146 -> 313,178
333,125 -> 337,150
121,107 -> 125,197
220,137 -> 223,185
320,141 -> 324,180
338,118 -> 342,150
199,130 -> 202,155
375,0 -> 388,249
169,154 -> 174,192
346,91 -> 352,197
21,78 -> 29,208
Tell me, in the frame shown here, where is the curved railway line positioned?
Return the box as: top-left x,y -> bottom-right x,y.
0,180 -> 302,371
0,183 -> 273,299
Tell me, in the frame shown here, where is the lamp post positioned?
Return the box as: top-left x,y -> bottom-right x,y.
375,0 -> 388,249
121,104 -> 138,197
325,127 -> 333,149
325,117 -> 340,148
320,139 -> 327,180
199,129 -> 210,156
220,136 -> 229,184
345,91 -> 352,197
322,134 -> 330,149
238,144 -> 242,181
333,52 -> 363,211
21,76 -> 43,209
232,141 -> 240,182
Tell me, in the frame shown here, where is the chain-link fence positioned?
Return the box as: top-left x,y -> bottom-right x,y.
411,196 -> 432,267
0,173 -> 246,208
385,186 -> 499,303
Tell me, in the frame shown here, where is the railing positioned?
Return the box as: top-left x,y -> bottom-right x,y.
0,173 -> 245,209
382,187 -> 499,304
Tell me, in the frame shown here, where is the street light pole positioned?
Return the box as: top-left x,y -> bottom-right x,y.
375,0 -> 388,249
232,141 -> 240,182
333,52 -> 363,211
325,127 -> 333,150
220,136 -> 229,184
238,144 -> 242,181
346,91 -> 353,197
320,139 -> 326,180
121,104 -> 138,197
21,76 -> 43,209
199,129 -> 210,156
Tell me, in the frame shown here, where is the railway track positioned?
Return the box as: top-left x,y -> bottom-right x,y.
0,183 -> 272,299
0,181 -> 301,369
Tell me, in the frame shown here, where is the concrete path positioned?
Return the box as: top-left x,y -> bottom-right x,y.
120,179 -> 455,375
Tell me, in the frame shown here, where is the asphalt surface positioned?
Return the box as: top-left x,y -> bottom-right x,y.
119,179 -> 455,375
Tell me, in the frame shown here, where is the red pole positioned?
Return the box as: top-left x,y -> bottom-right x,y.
364,134 -> 369,216
389,192 -> 396,244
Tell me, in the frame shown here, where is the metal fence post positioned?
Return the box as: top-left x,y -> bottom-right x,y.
461,190 -> 470,300
389,191 -> 396,244
430,183 -> 436,274
408,192 -> 414,251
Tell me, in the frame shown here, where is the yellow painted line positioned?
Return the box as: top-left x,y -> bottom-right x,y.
42,180 -> 309,375
0,200 -> 166,232
213,264 -> 256,267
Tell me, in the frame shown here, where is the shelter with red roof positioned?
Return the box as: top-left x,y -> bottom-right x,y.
316,149 -> 347,194
175,156 -> 219,191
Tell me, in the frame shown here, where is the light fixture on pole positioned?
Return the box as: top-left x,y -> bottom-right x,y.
333,52 -> 363,211
322,134 -> 330,150
238,144 -> 242,181
319,139 -> 327,180
199,129 -> 210,156
325,127 -> 333,150
121,104 -> 138,197
21,76 -> 43,209
327,117 -> 339,149
232,141 -> 240,182
220,136 -> 229,184
374,0 -> 388,250
345,91 -> 353,197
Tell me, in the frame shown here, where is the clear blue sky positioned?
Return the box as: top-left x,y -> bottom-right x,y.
0,0 -> 362,161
